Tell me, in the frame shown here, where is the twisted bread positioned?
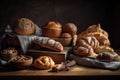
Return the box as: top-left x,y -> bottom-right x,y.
95,46 -> 114,54
74,36 -> 99,57
84,32 -> 110,46
77,24 -> 108,41
77,36 -> 99,49
77,24 -> 110,46
33,56 -> 55,69
33,37 -> 63,52
95,46 -> 120,61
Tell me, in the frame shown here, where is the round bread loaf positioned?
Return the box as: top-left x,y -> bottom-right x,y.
33,56 -> 55,69
60,33 -> 71,38
42,21 -> 62,38
63,23 -> 77,36
13,18 -> 36,35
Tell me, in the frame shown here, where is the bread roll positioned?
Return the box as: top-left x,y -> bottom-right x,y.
63,23 -> 77,36
13,18 -> 36,35
33,37 -> 63,52
77,24 -> 110,46
96,52 -> 115,61
95,46 -> 114,54
33,56 -> 55,69
77,24 -> 108,41
60,33 -> 71,38
74,36 -> 99,57
42,21 -> 62,38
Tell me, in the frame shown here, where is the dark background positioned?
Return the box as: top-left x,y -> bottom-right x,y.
0,0 -> 120,49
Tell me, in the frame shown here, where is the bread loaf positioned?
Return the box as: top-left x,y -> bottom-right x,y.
13,18 -> 36,35
74,36 -> 99,57
33,56 -> 55,69
33,37 -> 63,52
77,24 -> 110,46
42,21 -> 62,38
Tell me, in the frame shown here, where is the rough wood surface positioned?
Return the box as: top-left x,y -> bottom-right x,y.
0,65 -> 120,76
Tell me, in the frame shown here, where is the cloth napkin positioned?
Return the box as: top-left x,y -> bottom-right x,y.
0,24 -> 42,66
69,54 -> 120,70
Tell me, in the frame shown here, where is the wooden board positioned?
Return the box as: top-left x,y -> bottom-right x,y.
27,47 -> 72,64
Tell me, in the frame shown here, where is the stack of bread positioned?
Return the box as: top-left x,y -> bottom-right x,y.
74,24 -> 120,61
42,21 -> 78,46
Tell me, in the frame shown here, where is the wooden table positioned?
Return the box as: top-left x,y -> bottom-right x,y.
0,65 -> 120,80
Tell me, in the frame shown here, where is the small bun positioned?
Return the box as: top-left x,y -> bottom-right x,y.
42,21 -> 62,38
96,52 -> 114,61
63,23 -> 77,36
33,56 -> 55,70
13,18 -> 36,35
60,33 -> 71,38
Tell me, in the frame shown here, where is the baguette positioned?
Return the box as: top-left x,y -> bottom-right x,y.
33,37 -> 63,52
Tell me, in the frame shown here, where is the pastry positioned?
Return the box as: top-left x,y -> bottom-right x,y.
77,24 -> 108,41
74,36 -> 99,57
33,37 -> 63,52
33,56 -> 55,69
13,18 -> 36,35
63,23 -> 77,36
77,24 -> 110,46
77,36 -> 99,49
10,55 -> 33,69
42,21 -> 62,38
82,32 -> 110,46
96,52 -> 115,61
95,46 -> 114,54
1,47 -> 18,61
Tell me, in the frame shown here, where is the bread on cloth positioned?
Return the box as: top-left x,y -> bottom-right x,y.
13,18 -> 36,35
74,36 -> 99,58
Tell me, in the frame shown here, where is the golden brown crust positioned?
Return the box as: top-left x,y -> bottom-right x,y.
42,21 -> 62,38
13,18 -> 36,35
33,56 -> 55,69
74,36 -> 99,58
77,24 -> 108,39
33,37 -> 63,52
77,24 -> 110,46
86,32 -> 110,46
95,46 -> 114,54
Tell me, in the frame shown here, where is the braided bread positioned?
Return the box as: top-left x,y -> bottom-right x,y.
33,37 -> 63,52
74,36 -> 99,57
77,24 -> 110,46
95,46 -> 114,54
33,56 -> 55,69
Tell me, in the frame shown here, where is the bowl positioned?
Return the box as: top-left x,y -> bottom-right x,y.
1,48 -> 18,61
10,55 -> 33,69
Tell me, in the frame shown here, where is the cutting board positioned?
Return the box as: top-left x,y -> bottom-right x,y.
27,47 -> 72,64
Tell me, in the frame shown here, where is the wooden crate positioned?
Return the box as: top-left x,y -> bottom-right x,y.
27,47 -> 72,64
